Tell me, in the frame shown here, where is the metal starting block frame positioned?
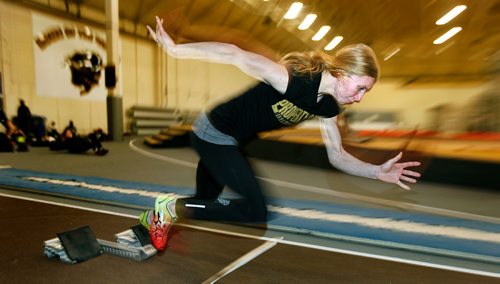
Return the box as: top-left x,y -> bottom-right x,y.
44,229 -> 157,263
100,229 -> 157,261
44,237 -> 77,264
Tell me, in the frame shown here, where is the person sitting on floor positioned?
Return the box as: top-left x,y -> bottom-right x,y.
48,121 -> 108,156
0,109 -> 28,152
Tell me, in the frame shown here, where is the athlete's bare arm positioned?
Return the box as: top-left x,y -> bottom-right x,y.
147,16 -> 289,94
320,116 -> 421,190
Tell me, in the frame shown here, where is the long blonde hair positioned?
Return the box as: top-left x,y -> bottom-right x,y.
280,44 -> 379,81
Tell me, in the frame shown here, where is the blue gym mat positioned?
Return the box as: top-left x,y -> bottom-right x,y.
1,167 -> 499,263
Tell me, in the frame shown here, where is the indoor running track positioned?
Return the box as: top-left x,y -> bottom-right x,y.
0,194 -> 498,283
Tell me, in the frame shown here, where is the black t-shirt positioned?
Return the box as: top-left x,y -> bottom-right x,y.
209,72 -> 340,142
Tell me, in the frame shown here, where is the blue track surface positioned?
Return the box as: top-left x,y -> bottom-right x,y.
1,167 -> 499,261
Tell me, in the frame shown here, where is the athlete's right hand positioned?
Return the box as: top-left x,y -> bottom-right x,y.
377,152 -> 421,191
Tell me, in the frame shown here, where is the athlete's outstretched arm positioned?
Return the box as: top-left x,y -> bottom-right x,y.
319,116 -> 421,190
147,16 -> 289,93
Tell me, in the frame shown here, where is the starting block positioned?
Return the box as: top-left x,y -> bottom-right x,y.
44,225 -> 157,264
44,237 -> 78,264
100,228 -> 157,261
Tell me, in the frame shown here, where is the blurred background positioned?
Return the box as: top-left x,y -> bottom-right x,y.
0,0 -> 499,188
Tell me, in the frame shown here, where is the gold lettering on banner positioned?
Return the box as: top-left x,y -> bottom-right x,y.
272,99 -> 315,125
34,25 -> 106,50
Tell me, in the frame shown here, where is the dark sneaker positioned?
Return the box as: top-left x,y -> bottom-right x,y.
95,148 -> 109,156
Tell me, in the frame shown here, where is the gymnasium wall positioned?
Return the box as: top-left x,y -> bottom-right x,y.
348,80 -> 488,131
0,2 -> 109,134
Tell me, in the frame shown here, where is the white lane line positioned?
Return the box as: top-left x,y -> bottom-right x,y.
128,139 -> 500,224
128,139 -> 197,168
259,178 -> 500,224
269,205 -> 500,244
23,176 -> 187,199
0,192 -> 499,279
202,239 -> 279,284
0,192 -> 137,219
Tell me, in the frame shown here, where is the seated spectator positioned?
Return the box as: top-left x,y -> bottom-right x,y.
49,123 -> 108,156
0,109 -> 28,152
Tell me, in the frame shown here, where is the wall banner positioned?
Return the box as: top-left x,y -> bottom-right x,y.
32,12 -> 107,100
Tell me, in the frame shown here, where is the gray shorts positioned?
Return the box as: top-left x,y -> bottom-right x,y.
192,112 -> 238,146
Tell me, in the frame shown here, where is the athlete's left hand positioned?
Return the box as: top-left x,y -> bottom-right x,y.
146,16 -> 176,53
377,152 -> 421,190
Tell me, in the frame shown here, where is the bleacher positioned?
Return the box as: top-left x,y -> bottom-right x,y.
127,106 -> 194,148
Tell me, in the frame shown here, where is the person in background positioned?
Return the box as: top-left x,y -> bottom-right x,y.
0,109 -> 28,152
63,120 -> 78,137
141,16 -> 421,251
16,99 -> 34,138
48,120 -> 108,156
45,121 -> 60,142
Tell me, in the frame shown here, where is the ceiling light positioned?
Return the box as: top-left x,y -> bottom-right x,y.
324,36 -> 343,50
298,14 -> 317,30
284,2 -> 303,19
436,5 -> 467,25
312,26 -> 330,41
384,47 -> 401,61
433,27 -> 462,44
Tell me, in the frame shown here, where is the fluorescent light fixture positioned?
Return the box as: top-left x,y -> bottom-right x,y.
433,27 -> 462,44
436,5 -> 467,25
284,2 -> 303,19
384,47 -> 401,61
324,36 -> 343,50
312,26 -> 331,41
298,14 -> 317,30
435,41 -> 455,55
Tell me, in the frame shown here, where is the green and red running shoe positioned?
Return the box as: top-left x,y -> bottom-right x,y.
140,194 -> 177,251
139,210 -> 154,230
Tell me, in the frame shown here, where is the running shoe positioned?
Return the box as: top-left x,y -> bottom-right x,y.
139,210 -> 154,230
155,194 -> 178,223
149,213 -> 172,251
149,194 -> 177,251
95,148 -> 109,156
139,195 -> 177,230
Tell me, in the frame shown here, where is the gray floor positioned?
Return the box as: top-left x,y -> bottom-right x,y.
1,136 -> 500,276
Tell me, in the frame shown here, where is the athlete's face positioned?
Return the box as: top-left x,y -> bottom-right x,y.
334,75 -> 375,105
